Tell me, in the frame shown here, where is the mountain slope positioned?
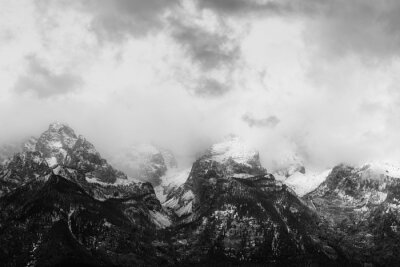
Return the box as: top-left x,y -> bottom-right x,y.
0,174 -> 160,266
0,123 -> 171,266
158,137 -> 345,265
305,162 -> 400,266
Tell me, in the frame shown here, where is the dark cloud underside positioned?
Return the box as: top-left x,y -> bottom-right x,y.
171,19 -> 240,70
14,55 -> 82,98
82,0 -> 179,42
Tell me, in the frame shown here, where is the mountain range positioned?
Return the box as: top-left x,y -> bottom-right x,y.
1,123 -> 400,266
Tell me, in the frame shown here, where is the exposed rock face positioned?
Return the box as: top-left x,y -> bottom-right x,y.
0,174 -> 160,266
34,123 -> 127,184
0,137 -> 38,164
0,151 -> 50,196
158,137 -> 344,265
4,126 -> 400,266
305,162 -> 400,266
162,136 -> 266,221
0,143 -> 22,164
154,167 -> 191,203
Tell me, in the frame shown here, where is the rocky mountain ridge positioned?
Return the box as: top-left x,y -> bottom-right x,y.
155,136 -> 345,265
304,162 -> 400,266
2,124 -> 400,266
0,123 -> 171,266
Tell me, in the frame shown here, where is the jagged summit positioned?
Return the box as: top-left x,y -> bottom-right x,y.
48,121 -> 73,131
36,122 -> 79,167
0,123 -> 142,196
5,123 -> 400,265
161,136 -> 271,221
157,136 -> 341,265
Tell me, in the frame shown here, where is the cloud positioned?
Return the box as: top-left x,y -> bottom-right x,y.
14,55 -> 83,98
198,0 -> 400,60
191,78 -> 231,97
4,0 -> 400,176
242,113 -> 280,128
170,18 -> 240,70
302,0 -> 400,60
196,0 -> 287,15
167,8 -> 245,97
71,0 -> 179,42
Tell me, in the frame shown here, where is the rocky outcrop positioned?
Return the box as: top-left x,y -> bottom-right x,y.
0,123 -> 171,266
305,162 -> 400,266
157,137 -> 345,265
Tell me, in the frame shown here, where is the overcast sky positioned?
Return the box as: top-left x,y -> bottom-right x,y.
1,0 -> 400,170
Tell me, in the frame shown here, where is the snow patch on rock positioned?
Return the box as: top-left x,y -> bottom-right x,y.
46,157 -> 58,168
155,168 -> 191,202
149,210 -> 172,228
175,201 -> 193,217
283,169 -> 332,197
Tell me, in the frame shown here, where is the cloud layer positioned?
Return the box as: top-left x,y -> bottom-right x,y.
14,55 -> 82,98
1,0 -> 400,172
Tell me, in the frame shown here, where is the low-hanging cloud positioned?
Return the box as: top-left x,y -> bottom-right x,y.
242,113 -> 280,128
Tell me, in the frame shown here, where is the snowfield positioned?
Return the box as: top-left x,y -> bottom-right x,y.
155,168 -> 191,202
278,169 -> 332,197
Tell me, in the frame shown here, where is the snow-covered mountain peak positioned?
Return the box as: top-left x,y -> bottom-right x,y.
35,123 -> 80,167
22,137 -> 38,152
357,161 -> 400,179
39,122 -> 77,147
48,121 -> 72,131
208,135 -> 259,166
